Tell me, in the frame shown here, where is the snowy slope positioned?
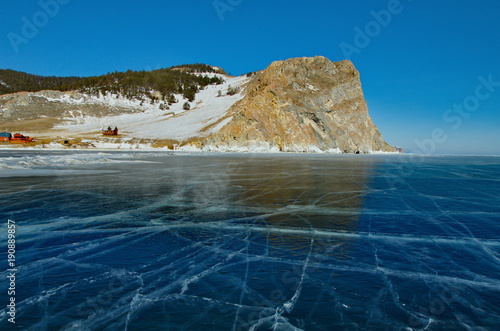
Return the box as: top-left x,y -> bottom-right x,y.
54,74 -> 249,140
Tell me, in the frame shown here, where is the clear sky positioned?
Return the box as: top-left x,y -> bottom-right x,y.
1,0 -> 499,154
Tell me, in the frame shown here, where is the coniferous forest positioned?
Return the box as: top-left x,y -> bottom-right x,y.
0,64 -> 226,104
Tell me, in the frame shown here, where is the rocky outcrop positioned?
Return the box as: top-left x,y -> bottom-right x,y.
199,56 -> 393,153
0,57 -> 394,152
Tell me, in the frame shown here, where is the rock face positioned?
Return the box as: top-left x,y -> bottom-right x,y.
200,56 -> 393,153
0,56 -> 394,152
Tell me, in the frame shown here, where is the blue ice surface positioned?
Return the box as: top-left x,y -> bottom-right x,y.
0,151 -> 499,330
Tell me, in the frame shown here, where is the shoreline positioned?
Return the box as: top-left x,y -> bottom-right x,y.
2,146 -> 499,158
0,143 -> 401,155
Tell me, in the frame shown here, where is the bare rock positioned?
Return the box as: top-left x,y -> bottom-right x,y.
200,56 -> 393,153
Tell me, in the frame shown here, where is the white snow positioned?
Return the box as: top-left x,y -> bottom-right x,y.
206,116 -> 233,135
1,72 -> 396,154
369,150 -> 401,155
54,74 -> 249,141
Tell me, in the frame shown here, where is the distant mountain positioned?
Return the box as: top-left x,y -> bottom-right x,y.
0,57 -> 395,153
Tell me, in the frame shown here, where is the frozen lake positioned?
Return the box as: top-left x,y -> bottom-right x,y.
1,151 -> 499,330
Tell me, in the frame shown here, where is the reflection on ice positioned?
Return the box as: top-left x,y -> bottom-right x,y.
0,152 -> 499,330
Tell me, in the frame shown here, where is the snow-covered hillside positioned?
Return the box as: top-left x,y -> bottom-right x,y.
53,74 -> 249,140
0,57 -> 397,153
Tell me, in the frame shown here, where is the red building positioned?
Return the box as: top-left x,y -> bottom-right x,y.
0,132 -> 35,143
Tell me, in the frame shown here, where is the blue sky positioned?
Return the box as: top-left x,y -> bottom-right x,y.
1,0 -> 499,154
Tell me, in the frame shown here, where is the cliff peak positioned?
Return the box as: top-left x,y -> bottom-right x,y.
199,56 -> 393,153
0,56 -> 394,153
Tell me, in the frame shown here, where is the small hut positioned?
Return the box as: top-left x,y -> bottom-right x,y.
0,132 -> 35,143
10,133 -> 35,143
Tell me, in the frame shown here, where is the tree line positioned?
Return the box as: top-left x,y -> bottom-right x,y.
0,63 -> 225,104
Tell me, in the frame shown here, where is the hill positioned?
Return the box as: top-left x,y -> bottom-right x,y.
0,64 -> 225,104
199,57 -> 393,153
0,57 -> 395,153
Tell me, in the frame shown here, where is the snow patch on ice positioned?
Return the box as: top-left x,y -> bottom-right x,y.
370,150 -> 401,155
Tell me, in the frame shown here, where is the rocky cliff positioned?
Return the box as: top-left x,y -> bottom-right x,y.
0,56 -> 394,152
198,56 -> 393,153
